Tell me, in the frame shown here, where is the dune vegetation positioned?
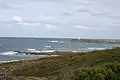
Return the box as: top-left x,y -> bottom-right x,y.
0,47 -> 120,80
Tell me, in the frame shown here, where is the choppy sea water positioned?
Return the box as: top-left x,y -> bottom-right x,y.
0,37 -> 120,63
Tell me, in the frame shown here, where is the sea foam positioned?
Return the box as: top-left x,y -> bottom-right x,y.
0,51 -> 18,55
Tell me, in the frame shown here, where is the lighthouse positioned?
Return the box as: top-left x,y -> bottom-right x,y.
77,36 -> 81,40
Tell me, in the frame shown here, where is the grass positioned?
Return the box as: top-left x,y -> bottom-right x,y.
0,47 -> 120,79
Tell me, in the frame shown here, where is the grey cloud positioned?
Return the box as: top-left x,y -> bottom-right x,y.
0,0 -> 120,38
0,4 -> 10,9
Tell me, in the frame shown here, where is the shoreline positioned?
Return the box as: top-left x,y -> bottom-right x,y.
0,47 -> 114,64
0,55 -> 58,64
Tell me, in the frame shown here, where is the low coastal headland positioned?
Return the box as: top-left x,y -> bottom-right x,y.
0,47 -> 120,80
70,39 -> 120,44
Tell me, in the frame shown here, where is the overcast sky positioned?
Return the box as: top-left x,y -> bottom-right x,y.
0,0 -> 120,39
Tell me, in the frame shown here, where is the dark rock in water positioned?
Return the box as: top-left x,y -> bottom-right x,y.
14,50 -> 28,55
14,50 -> 65,55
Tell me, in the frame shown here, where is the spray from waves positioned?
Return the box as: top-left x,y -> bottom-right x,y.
0,59 -> 23,63
26,48 -> 55,53
0,51 -> 18,55
0,48 -> 56,56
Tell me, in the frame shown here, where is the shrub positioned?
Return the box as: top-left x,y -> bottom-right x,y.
70,63 -> 120,80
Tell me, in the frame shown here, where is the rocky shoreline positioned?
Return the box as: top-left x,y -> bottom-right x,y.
14,50 -> 78,55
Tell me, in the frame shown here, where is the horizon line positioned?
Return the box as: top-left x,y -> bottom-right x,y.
0,37 -> 120,40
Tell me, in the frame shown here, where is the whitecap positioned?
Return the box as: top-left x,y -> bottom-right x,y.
48,40 -> 58,43
40,50 -> 55,53
45,46 -> 51,48
26,49 -> 41,53
27,49 -> 36,51
0,51 -> 18,55
0,59 -> 24,63
87,47 -> 96,50
95,48 -> 106,50
87,47 -> 106,50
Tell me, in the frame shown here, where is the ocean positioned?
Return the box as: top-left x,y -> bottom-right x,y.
0,37 -> 120,63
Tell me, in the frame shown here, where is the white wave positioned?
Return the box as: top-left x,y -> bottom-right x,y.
0,49 -> 56,56
48,40 -> 64,44
40,50 -> 55,53
0,51 -> 18,55
87,47 -> 106,50
48,40 -> 58,43
0,59 -> 24,63
96,48 -> 106,50
45,46 -> 51,48
87,48 -> 96,50
50,55 -> 59,57
27,48 -> 55,53
27,49 -> 36,51
72,51 -> 77,52
26,49 -> 41,53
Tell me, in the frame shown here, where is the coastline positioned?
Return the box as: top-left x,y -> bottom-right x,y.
0,47 -> 120,80
0,47 -> 113,64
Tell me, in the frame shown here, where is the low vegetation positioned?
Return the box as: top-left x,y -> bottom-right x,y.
0,47 -> 120,80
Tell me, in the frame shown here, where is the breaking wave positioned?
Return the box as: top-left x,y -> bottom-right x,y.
0,51 -> 18,55
0,49 -> 56,56
87,47 -> 106,50
0,47 -> 114,56
48,40 -> 64,43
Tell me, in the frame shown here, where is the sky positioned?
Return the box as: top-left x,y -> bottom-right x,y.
0,0 -> 120,39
